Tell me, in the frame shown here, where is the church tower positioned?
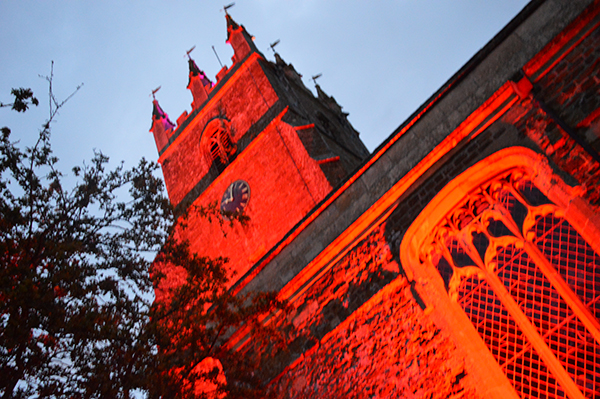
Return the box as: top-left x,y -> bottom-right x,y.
150,13 -> 369,291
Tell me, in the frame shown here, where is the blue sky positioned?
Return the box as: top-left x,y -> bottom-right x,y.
1,1 -> 528,175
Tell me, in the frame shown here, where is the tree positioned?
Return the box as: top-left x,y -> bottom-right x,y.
148,233 -> 288,399
0,88 -> 39,113
1,69 -> 289,399
1,69 -> 172,398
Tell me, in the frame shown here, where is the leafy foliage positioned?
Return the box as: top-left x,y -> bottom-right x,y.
1,77 -> 289,398
0,88 -> 39,113
1,83 -> 172,397
148,235 -> 289,399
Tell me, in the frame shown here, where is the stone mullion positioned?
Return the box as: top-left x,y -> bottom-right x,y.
476,191 -> 586,398
523,240 -> 600,346
420,254 -> 521,399
481,267 -> 586,399
515,181 -> 600,346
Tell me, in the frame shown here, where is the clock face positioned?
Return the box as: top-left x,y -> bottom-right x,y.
220,180 -> 250,216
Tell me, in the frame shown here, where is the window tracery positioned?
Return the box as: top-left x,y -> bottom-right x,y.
419,169 -> 600,398
204,119 -> 236,174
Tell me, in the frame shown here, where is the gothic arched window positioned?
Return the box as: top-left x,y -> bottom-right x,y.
402,148 -> 600,399
203,119 -> 236,174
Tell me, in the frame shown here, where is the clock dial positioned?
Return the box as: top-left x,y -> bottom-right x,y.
220,180 -> 250,216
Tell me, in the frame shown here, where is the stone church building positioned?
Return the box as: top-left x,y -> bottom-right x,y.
149,0 -> 600,397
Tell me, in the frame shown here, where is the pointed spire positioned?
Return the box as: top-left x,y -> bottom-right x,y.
188,57 -> 201,75
315,84 -> 328,103
152,99 -> 175,128
187,58 -> 213,89
150,98 -> 175,153
274,52 -> 286,66
315,84 -> 345,115
187,59 -> 211,110
224,12 -> 259,65
226,13 -> 240,41
185,47 -> 213,111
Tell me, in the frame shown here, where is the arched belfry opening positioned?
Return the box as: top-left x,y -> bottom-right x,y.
203,118 -> 236,174
402,147 -> 600,399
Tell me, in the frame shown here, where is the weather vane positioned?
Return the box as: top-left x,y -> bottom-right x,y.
223,3 -> 235,14
270,39 -> 280,54
311,73 -> 322,86
151,86 -> 161,99
185,45 -> 196,59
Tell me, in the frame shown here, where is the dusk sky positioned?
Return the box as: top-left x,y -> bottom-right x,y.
1,1 -> 529,180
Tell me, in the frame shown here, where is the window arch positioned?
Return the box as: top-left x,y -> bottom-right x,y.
202,118 -> 236,174
401,147 -> 600,399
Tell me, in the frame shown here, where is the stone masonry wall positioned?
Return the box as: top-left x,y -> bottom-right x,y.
248,224 -> 398,382
270,276 -> 476,399
260,223 -> 476,398
505,22 -> 600,206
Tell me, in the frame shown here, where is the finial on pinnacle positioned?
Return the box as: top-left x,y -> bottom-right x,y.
186,46 -> 214,89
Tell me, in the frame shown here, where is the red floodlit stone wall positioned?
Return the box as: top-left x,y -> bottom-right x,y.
160,57 -> 279,207
256,224 -> 476,398
286,224 -> 399,345
168,118 -> 332,289
152,3 -> 600,396
271,278 -> 476,399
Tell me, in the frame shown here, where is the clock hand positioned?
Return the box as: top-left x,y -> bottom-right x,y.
223,184 -> 235,205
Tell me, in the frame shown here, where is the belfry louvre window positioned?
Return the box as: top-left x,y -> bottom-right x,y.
207,122 -> 235,174
419,168 -> 600,398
